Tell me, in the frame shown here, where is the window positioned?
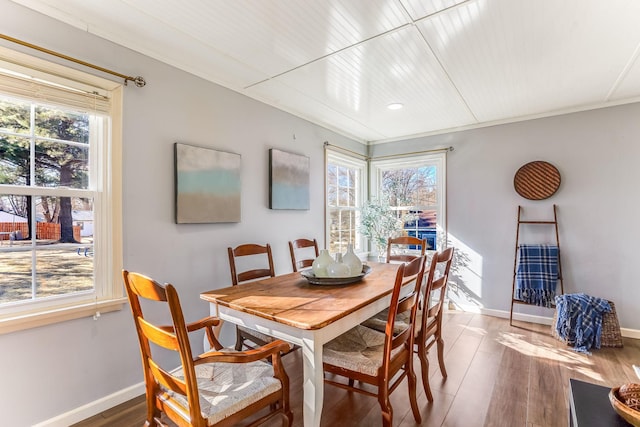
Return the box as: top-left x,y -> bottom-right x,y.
370,153 -> 446,252
325,150 -> 366,254
0,47 -> 123,333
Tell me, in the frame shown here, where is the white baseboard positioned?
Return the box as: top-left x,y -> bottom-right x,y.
33,382 -> 145,427
479,307 -> 555,325
449,304 -> 640,339
620,327 -> 640,340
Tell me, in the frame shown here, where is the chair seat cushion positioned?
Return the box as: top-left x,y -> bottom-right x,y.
323,324 -> 403,376
361,308 -> 417,336
168,358 -> 282,425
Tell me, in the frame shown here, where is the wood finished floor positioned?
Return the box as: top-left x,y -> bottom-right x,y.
73,312 -> 640,427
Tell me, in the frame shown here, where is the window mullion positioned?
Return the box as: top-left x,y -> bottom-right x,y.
29,103 -> 35,185
29,103 -> 37,300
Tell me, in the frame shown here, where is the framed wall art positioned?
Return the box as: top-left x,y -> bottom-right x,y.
269,148 -> 310,210
174,143 -> 241,223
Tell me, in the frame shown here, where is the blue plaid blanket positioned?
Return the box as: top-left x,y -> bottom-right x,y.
554,293 -> 611,354
515,244 -> 558,308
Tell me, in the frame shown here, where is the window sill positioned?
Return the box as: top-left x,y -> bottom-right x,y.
0,298 -> 127,335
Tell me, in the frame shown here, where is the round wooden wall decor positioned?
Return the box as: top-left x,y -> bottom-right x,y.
513,161 -> 561,200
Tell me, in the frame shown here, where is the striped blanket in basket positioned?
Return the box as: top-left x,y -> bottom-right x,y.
554,293 -> 611,354
515,244 -> 558,308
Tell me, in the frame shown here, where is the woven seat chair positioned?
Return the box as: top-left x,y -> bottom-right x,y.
123,270 -> 293,427
228,243 -> 295,354
362,247 -> 455,401
413,247 -> 455,400
322,255 -> 426,427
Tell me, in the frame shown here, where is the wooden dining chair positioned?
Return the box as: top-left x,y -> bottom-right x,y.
123,270 -> 293,427
322,255 -> 427,427
288,238 -> 319,272
228,243 -> 275,287
228,243 -> 295,353
415,246 -> 454,401
360,236 -> 427,333
386,235 -> 427,263
361,247 -> 455,401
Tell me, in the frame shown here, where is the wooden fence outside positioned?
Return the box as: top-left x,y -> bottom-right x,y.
0,222 -> 81,242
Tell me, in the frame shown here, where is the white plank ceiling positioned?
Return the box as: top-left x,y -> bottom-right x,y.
9,0 -> 640,143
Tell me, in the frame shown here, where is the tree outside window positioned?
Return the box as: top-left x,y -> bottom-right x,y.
371,153 -> 446,253
0,97 -> 95,304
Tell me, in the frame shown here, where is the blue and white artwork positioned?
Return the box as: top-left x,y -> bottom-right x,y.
269,148 -> 310,210
175,143 -> 241,223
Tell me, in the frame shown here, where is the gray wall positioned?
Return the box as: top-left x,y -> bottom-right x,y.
2,1 -> 639,426
0,2 -> 362,425
371,103 -> 640,330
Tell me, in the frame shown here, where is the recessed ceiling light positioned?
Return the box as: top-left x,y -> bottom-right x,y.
387,103 -> 403,110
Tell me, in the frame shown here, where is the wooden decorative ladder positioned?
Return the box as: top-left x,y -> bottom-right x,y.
510,204 -> 564,326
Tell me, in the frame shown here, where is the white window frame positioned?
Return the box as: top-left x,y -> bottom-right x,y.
0,46 -> 124,334
325,149 -> 367,255
369,152 -> 446,254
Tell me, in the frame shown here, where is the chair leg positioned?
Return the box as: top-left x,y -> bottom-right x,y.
418,344 -> 434,402
407,362 -> 422,424
144,395 -> 159,426
234,326 -> 244,351
283,408 -> 294,427
378,393 -> 393,427
152,416 -> 169,427
436,335 -> 447,379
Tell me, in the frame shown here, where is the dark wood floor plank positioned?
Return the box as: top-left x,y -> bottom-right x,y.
529,361 -> 566,427
483,345 -> 530,427
398,388 -> 455,427
613,337 -> 640,383
440,316 -> 509,427
483,318 -> 532,426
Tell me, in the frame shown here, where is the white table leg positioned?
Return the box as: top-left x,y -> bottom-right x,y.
302,335 -> 324,427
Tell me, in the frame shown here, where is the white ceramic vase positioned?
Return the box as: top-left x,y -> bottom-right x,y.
342,243 -> 363,276
311,249 -> 332,277
327,253 -> 351,278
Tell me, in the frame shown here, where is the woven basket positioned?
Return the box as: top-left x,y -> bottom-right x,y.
551,300 -> 623,348
609,387 -> 640,426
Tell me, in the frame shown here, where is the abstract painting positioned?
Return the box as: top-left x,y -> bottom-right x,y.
269,148 -> 310,210
175,143 -> 241,223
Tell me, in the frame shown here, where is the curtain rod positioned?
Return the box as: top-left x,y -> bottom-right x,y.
324,141 -> 369,160
324,141 -> 452,161
0,34 -> 146,87
371,146 -> 453,160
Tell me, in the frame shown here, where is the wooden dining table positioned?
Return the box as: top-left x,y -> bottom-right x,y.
200,261 -> 403,427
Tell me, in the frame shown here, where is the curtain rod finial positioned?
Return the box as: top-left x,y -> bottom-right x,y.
132,76 -> 146,87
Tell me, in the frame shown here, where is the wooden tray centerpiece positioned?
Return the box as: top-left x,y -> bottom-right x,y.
301,265 -> 372,286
